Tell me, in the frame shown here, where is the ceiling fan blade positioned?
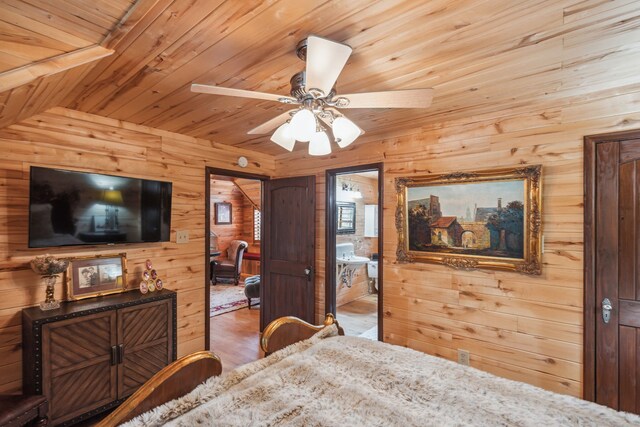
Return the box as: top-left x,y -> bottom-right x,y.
338,88 -> 434,109
305,35 -> 352,96
247,111 -> 293,134
191,83 -> 291,103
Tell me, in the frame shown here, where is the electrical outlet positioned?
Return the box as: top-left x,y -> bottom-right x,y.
176,230 -> 189,244
458,349 -> 470,366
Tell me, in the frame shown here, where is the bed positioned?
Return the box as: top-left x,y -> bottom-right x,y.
97,314 -> 639,426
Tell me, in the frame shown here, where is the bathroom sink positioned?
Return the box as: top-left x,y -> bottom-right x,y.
336,255 -> 370,265
336,243 -> 370,265
336,242 -> 370,288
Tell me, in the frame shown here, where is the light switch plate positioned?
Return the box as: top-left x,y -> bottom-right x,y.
176,230 -> 189,244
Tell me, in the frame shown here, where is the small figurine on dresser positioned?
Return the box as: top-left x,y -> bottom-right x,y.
30,254 -> 69,310
140,259 -> 164,294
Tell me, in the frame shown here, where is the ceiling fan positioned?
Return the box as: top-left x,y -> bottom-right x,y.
191,35 -> 433,155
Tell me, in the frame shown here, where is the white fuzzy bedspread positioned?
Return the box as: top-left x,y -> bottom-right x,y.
125,325 -> 640,426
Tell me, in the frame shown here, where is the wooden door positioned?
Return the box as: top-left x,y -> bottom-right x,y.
42,311 -> 117,425
594,138 -> 640,413
117,299 -> 173,399
261,175 -> 316,330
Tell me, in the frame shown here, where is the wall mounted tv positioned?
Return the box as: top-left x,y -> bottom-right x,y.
29,167 -> 172,248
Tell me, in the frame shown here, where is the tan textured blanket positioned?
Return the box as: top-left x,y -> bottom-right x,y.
125,325 -> 640,426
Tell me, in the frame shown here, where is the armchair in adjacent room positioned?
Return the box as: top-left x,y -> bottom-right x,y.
210,240 -> 248,285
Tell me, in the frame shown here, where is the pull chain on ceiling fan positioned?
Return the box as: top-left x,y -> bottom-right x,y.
191,35 -> 433,156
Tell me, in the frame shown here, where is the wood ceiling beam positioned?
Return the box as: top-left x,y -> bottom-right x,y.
100,0 -> 166,50
0,45 -> 114,94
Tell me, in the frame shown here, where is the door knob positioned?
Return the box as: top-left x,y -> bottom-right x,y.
304,266 -> 313,281
602,298 -> 612,324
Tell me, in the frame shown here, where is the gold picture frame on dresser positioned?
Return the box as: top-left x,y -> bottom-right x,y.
65,253 -> 127,300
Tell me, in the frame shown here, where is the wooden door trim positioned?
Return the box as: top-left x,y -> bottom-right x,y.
325,163 -> 384,340
584,129 -> 640,401
204,167 -> 269,351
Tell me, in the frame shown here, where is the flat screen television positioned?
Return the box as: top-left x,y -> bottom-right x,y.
29,167 -> 172,248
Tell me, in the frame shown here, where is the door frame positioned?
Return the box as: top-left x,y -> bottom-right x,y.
584,128 -> 640,400
325,163 -> 384,340
204,167 -> 269,351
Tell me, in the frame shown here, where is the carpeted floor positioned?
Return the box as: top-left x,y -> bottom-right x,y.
210,284 -> 248,317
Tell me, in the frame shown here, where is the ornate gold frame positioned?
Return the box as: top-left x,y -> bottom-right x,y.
395,166 -> 542,275
65,252 -> 128,300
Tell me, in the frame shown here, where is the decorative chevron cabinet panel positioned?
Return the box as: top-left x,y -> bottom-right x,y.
118,301 -> 172,398
45,312 -> 117,423
23,290 -> 176,426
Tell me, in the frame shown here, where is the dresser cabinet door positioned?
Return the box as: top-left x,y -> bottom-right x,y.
42,311 -> 117,425
117,299 -> 173,399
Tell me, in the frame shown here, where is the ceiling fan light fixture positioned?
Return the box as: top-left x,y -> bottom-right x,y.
332,116 -> 360,148
193,35 -> 434,154
308,130 -> 331,156
289,109 -> 316,142
270,122 -> 296,151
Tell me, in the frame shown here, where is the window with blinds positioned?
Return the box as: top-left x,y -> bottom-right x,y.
253,208 -> 261,242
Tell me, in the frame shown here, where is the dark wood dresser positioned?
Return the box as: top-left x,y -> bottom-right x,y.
22,289 -> 177,426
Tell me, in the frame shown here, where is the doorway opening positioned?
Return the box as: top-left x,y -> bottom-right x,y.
326,163 -> 383,340
205,167 -> 267,372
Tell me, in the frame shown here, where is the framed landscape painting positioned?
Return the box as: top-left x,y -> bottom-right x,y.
395,166 -> 542,275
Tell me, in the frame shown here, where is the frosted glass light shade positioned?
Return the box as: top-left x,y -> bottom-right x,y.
270,123 -> 295,151
332,116 -> 360,148
308,131 -> 331,156
289,109 -> 316,142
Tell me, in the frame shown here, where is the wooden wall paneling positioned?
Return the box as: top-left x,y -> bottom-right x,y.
0,107 -> 274,393
209,178 -> 244,261
234,178 -> 261,210
272,82 -> 640,398
240,195 -> 261,276
0,0 -> 639,401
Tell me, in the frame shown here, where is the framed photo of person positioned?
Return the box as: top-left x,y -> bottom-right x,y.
66,253 -> 127,300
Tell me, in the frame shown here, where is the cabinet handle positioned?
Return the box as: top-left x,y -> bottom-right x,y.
110,346 -> 117,366
117,344 -> 124,364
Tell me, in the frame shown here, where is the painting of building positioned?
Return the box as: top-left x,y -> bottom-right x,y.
407,180 -> 525,259
430,216 -> 464,246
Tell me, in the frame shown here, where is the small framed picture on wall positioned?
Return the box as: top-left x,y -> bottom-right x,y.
215,202 -> 232,225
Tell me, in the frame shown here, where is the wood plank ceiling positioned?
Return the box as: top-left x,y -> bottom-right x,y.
0,0 -> 146,128
2,0 -> 640,155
